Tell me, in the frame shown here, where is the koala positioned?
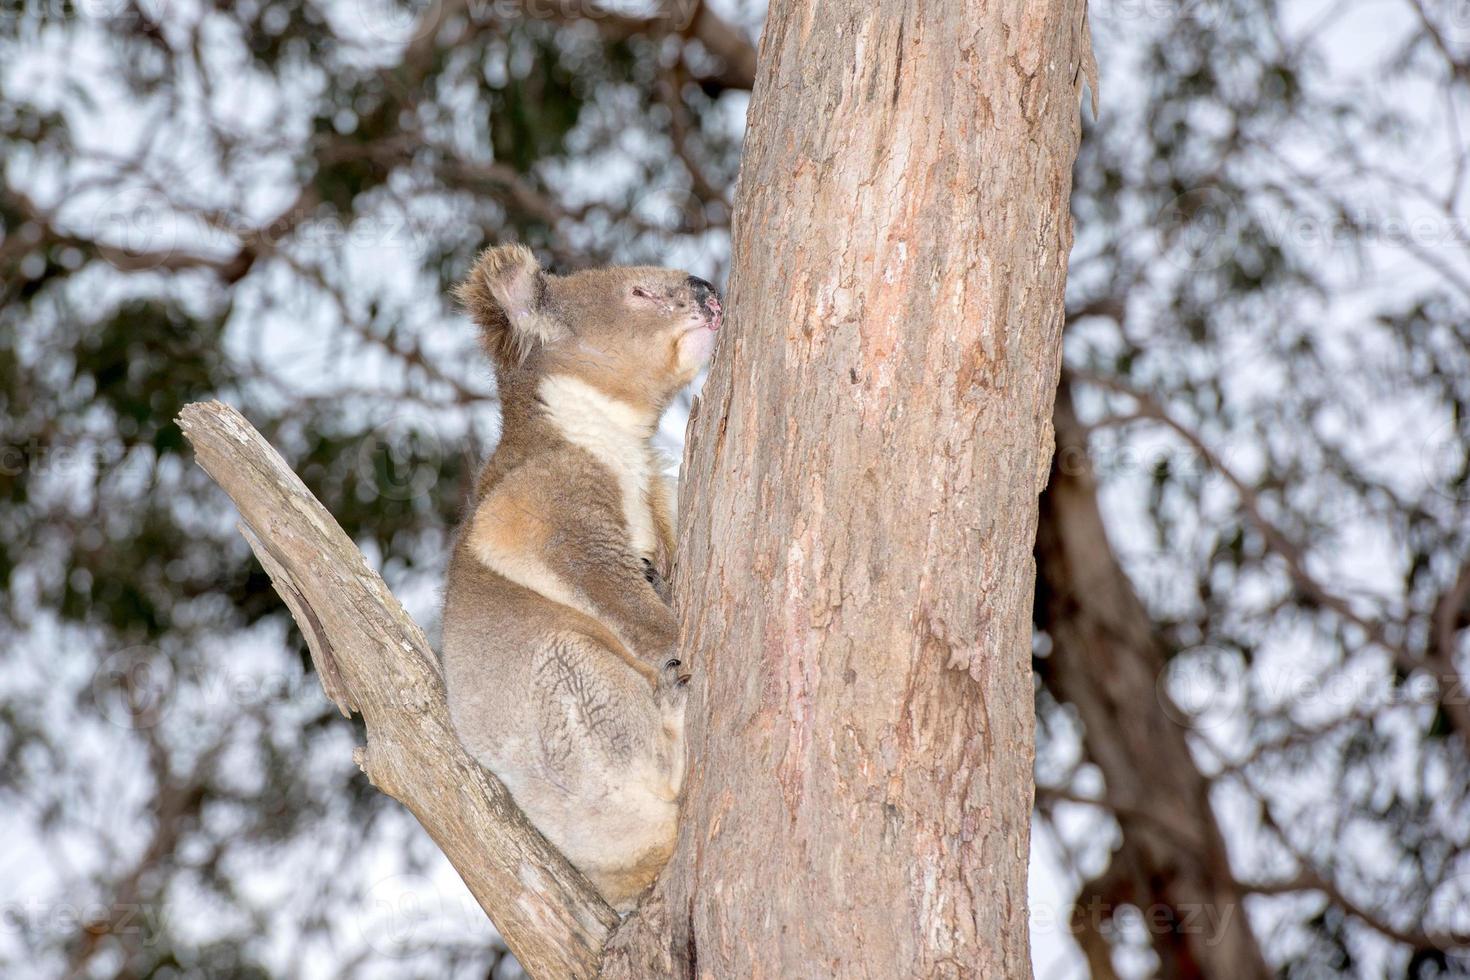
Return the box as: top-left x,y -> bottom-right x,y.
440,244 -> 721,912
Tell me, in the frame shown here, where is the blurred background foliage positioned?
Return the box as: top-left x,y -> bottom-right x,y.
1,0 -> 1469,977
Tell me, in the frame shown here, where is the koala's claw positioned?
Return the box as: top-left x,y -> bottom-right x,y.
658,657 -> 690,695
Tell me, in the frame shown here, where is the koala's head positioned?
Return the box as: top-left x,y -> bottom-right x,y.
455,244 -> 722,412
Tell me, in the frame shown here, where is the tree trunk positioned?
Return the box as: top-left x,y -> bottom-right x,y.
180,1 -> 1093,973
608,2 -> 1093,974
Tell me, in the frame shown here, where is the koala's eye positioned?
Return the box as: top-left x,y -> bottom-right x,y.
630,286 -> 660,303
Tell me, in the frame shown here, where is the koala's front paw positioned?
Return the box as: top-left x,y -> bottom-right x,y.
643,557 -> 672,604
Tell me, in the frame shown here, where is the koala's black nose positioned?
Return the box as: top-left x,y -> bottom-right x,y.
686,275 -> 718,303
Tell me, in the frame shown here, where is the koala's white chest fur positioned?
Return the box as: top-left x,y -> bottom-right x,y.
538,373 -> 658,556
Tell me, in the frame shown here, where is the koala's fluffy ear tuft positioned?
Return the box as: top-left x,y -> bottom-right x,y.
455,244 -> 565,365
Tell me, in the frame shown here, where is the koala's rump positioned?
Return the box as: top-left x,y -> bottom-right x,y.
441,543 -> 678,907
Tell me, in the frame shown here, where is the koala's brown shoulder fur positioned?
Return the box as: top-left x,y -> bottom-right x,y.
440,243 -> 721,911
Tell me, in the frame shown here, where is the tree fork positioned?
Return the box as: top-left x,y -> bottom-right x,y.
177,401 -> 618,978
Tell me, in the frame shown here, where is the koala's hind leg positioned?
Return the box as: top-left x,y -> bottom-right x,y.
506,633 -> 685,911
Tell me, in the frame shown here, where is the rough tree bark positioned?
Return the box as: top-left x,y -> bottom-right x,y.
606,1 -> 1095,975
1033,380 -> 1269,978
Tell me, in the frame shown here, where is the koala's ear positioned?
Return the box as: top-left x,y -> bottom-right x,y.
455,244 -> 565,365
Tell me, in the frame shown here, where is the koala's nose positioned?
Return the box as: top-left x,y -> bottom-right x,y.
686,276 -> 723,328
686,275 -> 718,304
